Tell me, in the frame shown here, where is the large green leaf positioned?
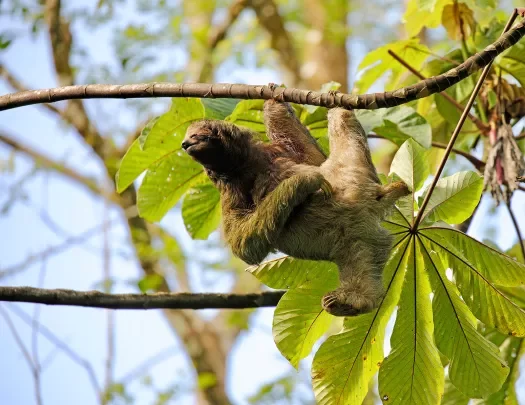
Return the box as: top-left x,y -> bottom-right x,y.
420,171 -> 483,225
403,0 -> 453,36
378,239 -> 444,405
137,152 -> 207,221
181,182 -> 221,239
311,239 -> 410,405
357,106 -> 432,149
389,138 -> 430,192
116,98 -> 231,193
420,228 -> 525,336
226,100 -> 266,136
248,258 -> 339,368
247,257 -> 337,290
272,262 -> 339,368
420,240 -> 509,398
356,39 -> 431,93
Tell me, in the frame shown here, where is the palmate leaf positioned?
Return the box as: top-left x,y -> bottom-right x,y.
419,240 -> 509,398
311,238 -> 410,405
420,228 -> 525,336
420,171 -> 483,225
378,239 -> 444,405
248,258 -> 339,368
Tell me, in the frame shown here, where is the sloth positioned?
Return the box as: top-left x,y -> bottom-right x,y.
182,100 -> 409,316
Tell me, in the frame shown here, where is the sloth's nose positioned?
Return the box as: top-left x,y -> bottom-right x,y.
181,140 -> 191,150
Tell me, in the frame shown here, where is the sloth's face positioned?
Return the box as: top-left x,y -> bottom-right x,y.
182,121 -> 230,168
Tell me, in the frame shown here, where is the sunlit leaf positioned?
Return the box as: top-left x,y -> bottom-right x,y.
226,100 -> 266,136
420,228 -> 525,336
390,138 -> 430,192
181,182 -> 221,239
420,241 -> 509,398
420,171 -> 483,225
312,239 -> 410,405
378,240 -> 444,405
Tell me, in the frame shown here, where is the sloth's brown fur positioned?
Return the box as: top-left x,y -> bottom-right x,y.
182,100 -> 409,316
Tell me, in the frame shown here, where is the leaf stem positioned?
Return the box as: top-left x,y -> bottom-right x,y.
412,9 -> 520,231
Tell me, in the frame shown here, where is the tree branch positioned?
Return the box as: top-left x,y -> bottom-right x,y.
0,287 -> 285,310
1,17 -> 523,111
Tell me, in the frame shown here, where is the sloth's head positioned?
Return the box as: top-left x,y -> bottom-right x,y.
183,120 -> 254,174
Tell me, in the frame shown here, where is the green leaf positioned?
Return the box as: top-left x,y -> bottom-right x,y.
378,240 -> 444,405
390,138 -> 430,192
226,100 -> 266,136
138,274 -> 164,293
272,265 -> 338,368
441,379 -> 469,405
421,171 -> 483,225
311,238 -> 410,405
420,228 -> 525,336
181,182 -> 221,239
137,152 -> 206,221
247,257 -> 338,290
403,0 -> 453,36
357,106 -> 432,149
356,40 -> 431,93
473,336 -> 523,405
420,240 -> 509,398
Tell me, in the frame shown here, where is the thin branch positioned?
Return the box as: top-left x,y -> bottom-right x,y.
516,132 -> 525,141
5,303 -> 102,395
368,134 -> 485,170
0,287 -> 285,310
387,50 -> 488,133
119,346 -> 178,384
0,63 -> 62,115
413,11 -> 520,230
506,201 -> 525,261
0,132 -> 120,203
1,17 -> 524,111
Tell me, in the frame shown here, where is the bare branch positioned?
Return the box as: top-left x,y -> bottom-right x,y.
0,63 -> 62,115
1,17 -> 523,111
0,286 -> 285,310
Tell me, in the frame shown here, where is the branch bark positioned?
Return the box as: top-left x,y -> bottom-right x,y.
1,17 -> 524,111
0,287 -> 285,310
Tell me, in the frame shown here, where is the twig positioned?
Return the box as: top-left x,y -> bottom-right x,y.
0,287 -> 285,309
516,132 -> 525,141
102,201 -> 114,405
0,63 -> 61,115
506,201 -> 525,261
387,50 -> 488,133
413,10 -> 520,230
1,18 -> 524,111
6,303 -> 102,395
